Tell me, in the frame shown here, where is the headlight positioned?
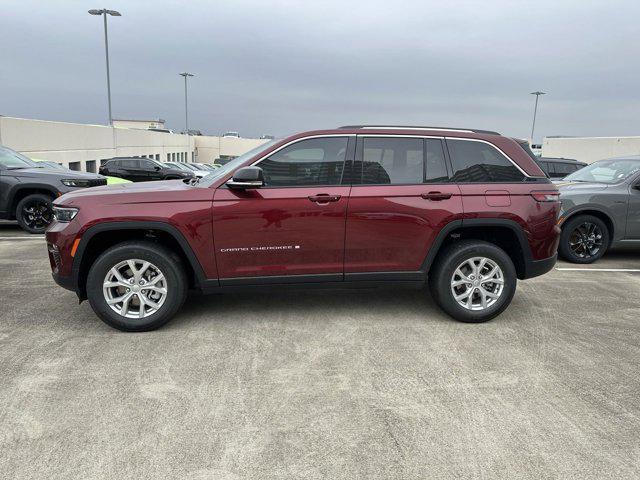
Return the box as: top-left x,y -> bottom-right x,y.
53,206 -> 79,222
61,179 -> 91,187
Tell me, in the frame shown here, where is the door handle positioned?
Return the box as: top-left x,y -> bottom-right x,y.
308,194 -> 341,204
421,191 -> 452,201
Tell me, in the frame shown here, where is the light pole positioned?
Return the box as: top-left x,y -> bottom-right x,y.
180,72 -> 194,134
88,8 -> 122,126
530,91 -> 546,143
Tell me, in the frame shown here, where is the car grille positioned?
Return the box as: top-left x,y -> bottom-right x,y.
89,178 -> 108,187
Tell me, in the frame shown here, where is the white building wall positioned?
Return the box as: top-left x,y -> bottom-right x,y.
0,116 -> 268,171
542,136 -> 640,164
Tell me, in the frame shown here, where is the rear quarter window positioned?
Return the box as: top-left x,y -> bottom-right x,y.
447,139 -> 525,183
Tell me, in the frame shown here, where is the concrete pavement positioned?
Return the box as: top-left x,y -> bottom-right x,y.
1,226 -> 639,479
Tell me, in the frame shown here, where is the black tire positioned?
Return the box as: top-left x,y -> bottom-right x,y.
86,241 -> 188,332
428,240 -> 517,323
558,214 -> 609,264
15,193 -> 54,234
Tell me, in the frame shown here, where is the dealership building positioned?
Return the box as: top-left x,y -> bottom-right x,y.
0,116 -> 268,173
542,136 -> 640,163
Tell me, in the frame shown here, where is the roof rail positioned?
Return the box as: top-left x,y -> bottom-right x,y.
338,125 -> 501,135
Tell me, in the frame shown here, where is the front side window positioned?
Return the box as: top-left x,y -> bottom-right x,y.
258,137 -> 347,187
361,137 -> 423,184
448,139 -> 525,183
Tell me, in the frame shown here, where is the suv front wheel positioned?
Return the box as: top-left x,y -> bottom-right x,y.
429,240 -> 517,323
86,241 -> 188,331
16,193 -> 54,233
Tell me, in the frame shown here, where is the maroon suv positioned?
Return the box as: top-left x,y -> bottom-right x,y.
46,126 -> 560,331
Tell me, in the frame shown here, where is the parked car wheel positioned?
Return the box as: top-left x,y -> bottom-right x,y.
429,240 -> 517,323
16,193 -> 54,233
559,214 -> 609,264
86,241 -> 188,331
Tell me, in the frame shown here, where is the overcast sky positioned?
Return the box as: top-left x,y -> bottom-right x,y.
2,0 -> 639,140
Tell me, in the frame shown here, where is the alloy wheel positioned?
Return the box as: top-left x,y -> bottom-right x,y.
22,199 -> 52,230
450,257 -> 505,311
103,259 -> 168,319
569,222 -> 603,259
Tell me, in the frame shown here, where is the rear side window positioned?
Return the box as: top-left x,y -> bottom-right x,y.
555,163 -> 577,175
121,159 -> 139,169
425,139 -> 448,182
259,137 -> 347,187
361,137 -> 423,184
447,139 -> 525,183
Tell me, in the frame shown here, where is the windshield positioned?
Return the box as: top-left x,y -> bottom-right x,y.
564,158 -> 640,184
198,140 -> 278,187
0,146 -> 38,169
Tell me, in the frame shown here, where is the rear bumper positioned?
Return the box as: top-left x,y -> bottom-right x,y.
523,253 -> 557,279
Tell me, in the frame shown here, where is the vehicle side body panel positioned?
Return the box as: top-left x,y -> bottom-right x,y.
212,186 -> 351,279
345,184 -> 463,272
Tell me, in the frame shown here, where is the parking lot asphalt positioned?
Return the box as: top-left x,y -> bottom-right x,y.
1,223 -> 639,480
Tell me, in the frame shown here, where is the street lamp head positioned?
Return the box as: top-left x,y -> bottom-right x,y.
530,91 -> 546,96
180,72 -> 195,78
88,9 -> 122,16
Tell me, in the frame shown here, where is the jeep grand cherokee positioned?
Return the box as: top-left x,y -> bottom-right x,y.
46,126 -> 560,331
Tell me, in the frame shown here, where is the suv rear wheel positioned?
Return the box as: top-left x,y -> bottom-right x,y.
86,241 -> 188,331
429,240 -> 517,323
558,214 -> 609,264
16,193 -> 54,233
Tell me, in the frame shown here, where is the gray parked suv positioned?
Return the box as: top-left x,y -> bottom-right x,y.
558,156 -> 640,263
0,145 -> 107,233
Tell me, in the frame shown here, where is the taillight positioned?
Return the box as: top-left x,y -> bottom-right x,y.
531,190 -> 560,202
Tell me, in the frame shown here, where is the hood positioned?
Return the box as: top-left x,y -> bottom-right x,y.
556,181 -> 609,192
4,167 -> 104,180
54,179 -> 192,205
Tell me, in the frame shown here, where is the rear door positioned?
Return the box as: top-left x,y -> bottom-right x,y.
213,136 -> 353,281
344,136 -> 463,275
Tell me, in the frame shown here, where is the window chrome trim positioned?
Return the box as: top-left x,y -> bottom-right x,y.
250,134 -> 355,167
444,136 -> 531,178
239,133 -> 532,181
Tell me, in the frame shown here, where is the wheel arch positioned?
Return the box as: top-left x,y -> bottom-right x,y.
422,219 -> 533,280
9,185 -> 58,219
561,208 -> 615,243
73,221 -> 209,300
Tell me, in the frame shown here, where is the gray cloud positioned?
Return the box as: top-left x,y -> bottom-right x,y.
2,0 -> 639,141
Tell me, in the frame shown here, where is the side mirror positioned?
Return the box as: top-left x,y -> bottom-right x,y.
154,165 -> 161,171
227,166 -> 265,189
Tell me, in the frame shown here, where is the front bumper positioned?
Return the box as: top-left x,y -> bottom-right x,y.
52,272 -> 75,292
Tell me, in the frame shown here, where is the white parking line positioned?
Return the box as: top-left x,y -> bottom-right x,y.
0,236 -> 45,240
556,268 -> 640,272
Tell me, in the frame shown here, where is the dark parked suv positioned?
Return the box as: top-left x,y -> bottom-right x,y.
46,126 -> 561,331
0,145 -> 107,233
536,157 -> 587,180
99,157 -> 194,182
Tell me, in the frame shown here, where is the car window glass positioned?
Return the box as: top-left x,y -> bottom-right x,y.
555,163 -> 575,175
362,137 -> 423,184
0,146 -> 37,169
425,139 -> 448,182
565,159 -> 640,184
258,137 -> 347,187
448,139 -> 525,183
121,159 -> 139,169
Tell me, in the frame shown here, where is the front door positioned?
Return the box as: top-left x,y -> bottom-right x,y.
213,136 -> 353,281
345,136 -> 463,275
625,173 -> 640,239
